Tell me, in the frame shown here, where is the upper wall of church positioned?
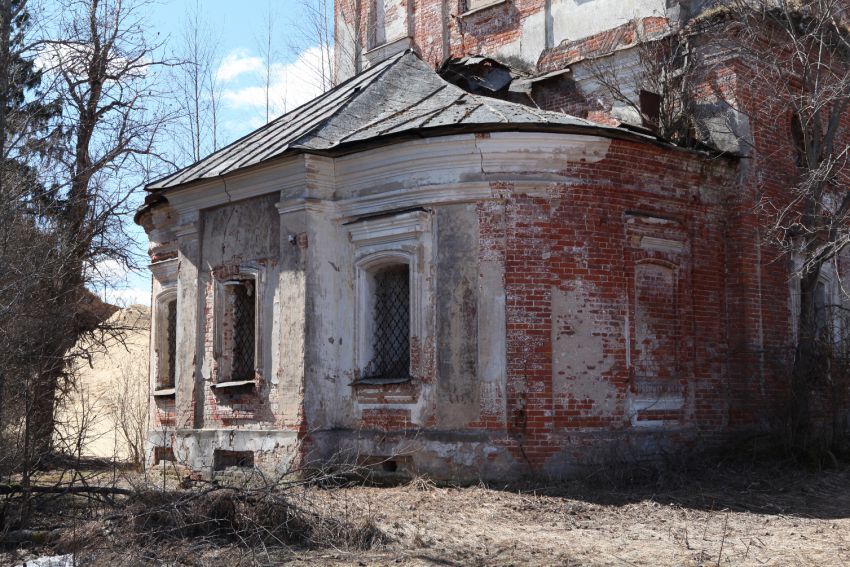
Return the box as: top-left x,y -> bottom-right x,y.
334,0 -> 715,81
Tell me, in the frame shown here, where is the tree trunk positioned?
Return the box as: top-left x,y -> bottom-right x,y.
791,268 -> 821,450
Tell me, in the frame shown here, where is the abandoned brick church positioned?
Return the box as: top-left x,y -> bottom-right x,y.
136,0 -> 848,478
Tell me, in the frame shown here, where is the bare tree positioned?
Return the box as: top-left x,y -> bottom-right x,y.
719,0 -> 850,448
286,0 -> 336,92
0,0 -> 175,469
256,0 -> 279,122
102,360 -> 148,466
0,0 -> 69,484
584,19 -> 704,147
588,1 -> 850,449
173,0 -> 221,164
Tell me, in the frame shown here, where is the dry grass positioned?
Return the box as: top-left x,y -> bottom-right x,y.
3,460 -> 850,566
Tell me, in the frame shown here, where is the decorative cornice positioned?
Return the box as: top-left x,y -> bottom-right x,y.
338,182 -> 493,219
159,132 -> 614,217
276,198 -> 339,216
165,156 -> 305,215
149,257 -> 178,280
348,209 -> 433,247
174,222 -> 199,238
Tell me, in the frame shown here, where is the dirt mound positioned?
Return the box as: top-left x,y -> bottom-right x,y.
55,305 -> 150,462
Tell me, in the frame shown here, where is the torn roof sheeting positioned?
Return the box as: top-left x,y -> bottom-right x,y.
437,55 -> 518,94
146,50 -> 608,191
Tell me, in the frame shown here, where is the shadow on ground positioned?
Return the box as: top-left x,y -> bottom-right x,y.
489,458 -> 850,520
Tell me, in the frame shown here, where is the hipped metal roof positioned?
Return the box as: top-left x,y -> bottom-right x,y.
146,50 -> 608,191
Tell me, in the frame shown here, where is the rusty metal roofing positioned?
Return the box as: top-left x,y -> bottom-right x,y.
146,50 -> 605,191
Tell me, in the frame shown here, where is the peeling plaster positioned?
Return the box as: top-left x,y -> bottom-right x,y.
552,285 -> 617,416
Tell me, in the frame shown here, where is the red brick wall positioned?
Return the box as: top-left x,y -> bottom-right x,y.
308,12 -> 849,471
343,137 -> 767,469
484,141 -> 744,467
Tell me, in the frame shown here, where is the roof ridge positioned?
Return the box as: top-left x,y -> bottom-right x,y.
287,50 -> 412,151
146,49 -> 624,193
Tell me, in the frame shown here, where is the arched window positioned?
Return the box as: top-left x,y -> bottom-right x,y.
154,292 -> 178,394
223,277 -> 256,382
348,209 -> 433,385
211,266 -> 266,387
164,298 -> 177,388
365,263 -> 410,379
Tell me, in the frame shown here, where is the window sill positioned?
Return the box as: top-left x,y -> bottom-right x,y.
459,0 -> 508,17
212,380 -> 256,390
351,376 -> 412,386
153,388 -> 176,398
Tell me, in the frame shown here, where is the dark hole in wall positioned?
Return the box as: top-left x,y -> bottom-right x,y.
214,449 -> 254,470
229,280 -> 256,381
154,446 -> 175,464
358,455 -> 411,473
164,299 -> 177,389
639,90 -> 662,132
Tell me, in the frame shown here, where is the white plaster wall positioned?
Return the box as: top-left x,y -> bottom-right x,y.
493,9 -> 548,66
383,0 -> 409,41
571,48 -> 645,126
146,132 -> 623,475
335,16 -> 358,83
303,132 -> 613,434
492,0 -> 670,67
550,0 -> 667,45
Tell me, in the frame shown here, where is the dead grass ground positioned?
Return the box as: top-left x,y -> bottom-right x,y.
4,461 -> 850,566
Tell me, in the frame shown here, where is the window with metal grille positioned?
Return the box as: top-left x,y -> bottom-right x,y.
228,280 -> 255,381
365,264 -> 410,379
163,299 -> 177,388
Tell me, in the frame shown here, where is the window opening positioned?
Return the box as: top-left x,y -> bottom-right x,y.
154,446 -> 175,465
214,450 -> 254,470
165,299 -> 177,388
366,264 -> 410,379
639,90 -> 662,132
228,280 -> 256,381
369,0 -> 386,48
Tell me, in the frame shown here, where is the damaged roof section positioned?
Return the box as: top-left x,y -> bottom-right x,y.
437,55 -> 519,95
437,55 -> 571,95
147,50 -> 603,191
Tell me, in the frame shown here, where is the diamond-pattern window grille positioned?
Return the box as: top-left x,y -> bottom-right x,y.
366,264 -> 410,379
165,299 -> 177,388
230,281 -> 256,381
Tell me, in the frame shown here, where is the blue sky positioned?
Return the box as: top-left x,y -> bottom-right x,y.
104,0 -> 328,306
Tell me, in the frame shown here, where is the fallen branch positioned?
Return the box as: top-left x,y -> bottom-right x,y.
0,484 -> 134,496
0,528 -> 63,545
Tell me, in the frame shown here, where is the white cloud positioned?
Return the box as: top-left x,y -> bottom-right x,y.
216,48 -> 264,83
89,259 -> 151,307
36,41 -> 148,79
220,46 -> 330,118
101,286 -> 151,308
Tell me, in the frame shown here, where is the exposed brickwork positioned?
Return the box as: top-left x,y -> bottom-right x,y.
361,408 -> 414,431
146,3 -> 850,479
153,397 -> 176,428
353,380 -> 421,404
537,17 -> 670,72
